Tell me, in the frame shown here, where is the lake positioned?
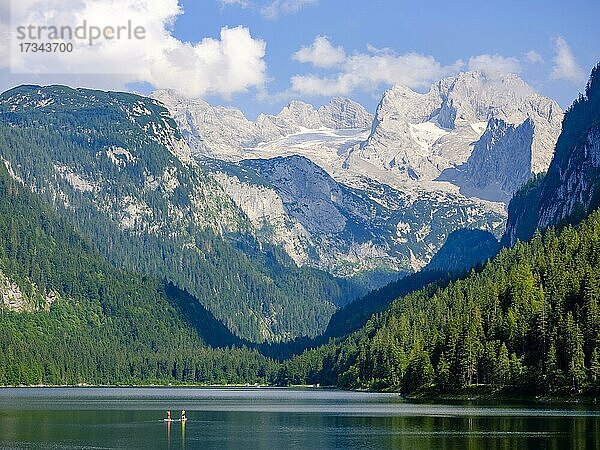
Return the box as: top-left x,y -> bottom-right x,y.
0,387 -> 598,449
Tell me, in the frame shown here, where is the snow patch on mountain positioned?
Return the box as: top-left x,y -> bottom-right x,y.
355,71 -> 563,187
151,90 -> 373,160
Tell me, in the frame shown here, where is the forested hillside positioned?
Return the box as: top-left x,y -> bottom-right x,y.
0,162 -> 277,385
278,66 -> 600,396
0,85 -> 362,342
322,228 -> 501,341
279,211 -> 600,396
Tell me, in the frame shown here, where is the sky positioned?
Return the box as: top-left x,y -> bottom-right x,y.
1,0 -> 599,118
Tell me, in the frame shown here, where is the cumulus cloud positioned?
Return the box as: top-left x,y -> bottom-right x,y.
261,0 -> 318,19
468,54 -> 522,76
288,39 -> 539,98
293,36 -> 345,68
550,36 -> 586,83
524,50 -> 544,64
290,44 -> 463,96
3,0 -> 267,98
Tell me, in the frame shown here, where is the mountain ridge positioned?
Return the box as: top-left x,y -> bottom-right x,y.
504,64 -> 600,245
154,72 -> 555,277
0,84 -> 361,343
355,71 -> 562,188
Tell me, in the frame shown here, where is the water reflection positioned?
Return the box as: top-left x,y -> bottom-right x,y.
0,388 -> 597,449
167,418 -> 171,449
165,413 -> 187,449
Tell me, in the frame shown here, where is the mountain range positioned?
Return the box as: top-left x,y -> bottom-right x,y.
0,59 -> 598,397
278,64 -> 600,396
0,70 -> 566,343
153,71 -> 561,277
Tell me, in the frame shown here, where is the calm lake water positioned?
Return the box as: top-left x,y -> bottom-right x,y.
0,387 -> 598,449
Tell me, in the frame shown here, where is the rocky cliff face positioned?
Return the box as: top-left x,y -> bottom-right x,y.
538,127 -> 600,229
356,72 -> 562,186
0,271 -> 28,312
205,155 -> 505,276
151,90 -> 373,159
504,64 -> 600,245
439,118 -> 536,202
151,89 -> 260,159
0,268 -> 58,313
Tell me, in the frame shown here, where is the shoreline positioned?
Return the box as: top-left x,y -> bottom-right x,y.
0,383 -> 322,389
403,392 -> 600,405
1,384 -> 599,405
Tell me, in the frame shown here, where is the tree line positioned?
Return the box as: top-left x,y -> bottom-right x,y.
278,210 -> 600,396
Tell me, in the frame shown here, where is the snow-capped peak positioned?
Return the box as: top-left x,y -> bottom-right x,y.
151,90 -> 373,159
355,71 -> 563,185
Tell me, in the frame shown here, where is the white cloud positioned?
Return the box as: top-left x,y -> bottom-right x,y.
550,36 -> 586,83
261,0 -> 318,19
219,0 -> 252,8
3,0 -> 267,98
524,50 -> 544,64
468,54 -> 522,76
293,36 -> 345,68
290,45 -> 463,96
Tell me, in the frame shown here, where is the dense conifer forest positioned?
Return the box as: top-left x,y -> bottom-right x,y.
278,210 -> 600,396
0,163 -> 277,385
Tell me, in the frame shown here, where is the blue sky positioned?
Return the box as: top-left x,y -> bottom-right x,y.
172,0 -> 600,117
1,0 -> 599,118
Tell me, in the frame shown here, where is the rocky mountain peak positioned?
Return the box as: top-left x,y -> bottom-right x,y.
277,100 -> 322,129
318,97 -> 373,129
356,71 -> 563,187
503,64 -> 600,246
374,84 -> 436,124
435,71 -> 547,127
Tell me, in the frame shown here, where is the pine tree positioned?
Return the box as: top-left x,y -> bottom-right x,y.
590,348 -> 600,390
402,343 -> 434,393
436,353 -> 451,391
583,270 -> 600,353
543,343 -> 563,392
564,313 -> 587,392
495,343 -> 510,387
